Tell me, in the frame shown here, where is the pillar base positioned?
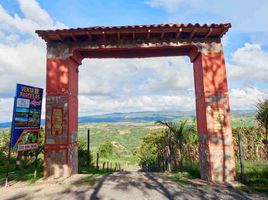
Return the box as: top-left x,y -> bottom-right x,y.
44,144 -> 78,178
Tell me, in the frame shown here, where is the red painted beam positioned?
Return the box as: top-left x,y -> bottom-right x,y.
79,47 -> 192,59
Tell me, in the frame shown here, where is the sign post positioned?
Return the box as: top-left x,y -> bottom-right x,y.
87,129 -> 90,167
5,95 -> 17,187
5,84 -> 43,187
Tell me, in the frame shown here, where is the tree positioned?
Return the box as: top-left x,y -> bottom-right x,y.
135,129 -> 166,172
155,120 -> 195,170
256,98 -> 268,146
136,120 -> 197,172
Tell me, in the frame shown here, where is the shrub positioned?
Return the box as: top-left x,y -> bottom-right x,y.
98,141 -> 113,158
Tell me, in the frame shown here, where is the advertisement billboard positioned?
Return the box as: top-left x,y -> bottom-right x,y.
11,84 -> 43,151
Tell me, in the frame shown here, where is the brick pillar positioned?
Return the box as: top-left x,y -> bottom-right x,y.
44,57 -> 79,177
193,52 -> 236,182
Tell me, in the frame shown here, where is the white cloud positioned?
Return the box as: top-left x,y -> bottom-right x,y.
0,41 -> 46,94
0,4 -> 37,35
0,1 -> 66,122
18,0 -> 66,30
0,1 -> 196,122
0,1 -> 66,37
146,0 -> 185,13
78,94 -> 195,117
0,1 -> 67,96
0,98 -> 14,122
146,0 -> 268,32
147,60 -> 193,92
79,57 -> 193,96
0,0 -> 267,123
227,43 -> 268,83
229,87 -> 267,110
18,0 -> 54,27
146,0 -> 205,13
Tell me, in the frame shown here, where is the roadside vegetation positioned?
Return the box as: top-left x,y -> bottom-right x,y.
135,120 -> 198,172
0,99 -> 267,193
135,97 -> 268,194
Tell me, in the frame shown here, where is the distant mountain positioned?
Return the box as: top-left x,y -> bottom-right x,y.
0,122 -> 11,129
78,110 -> 195,124
0,110 -> 255,129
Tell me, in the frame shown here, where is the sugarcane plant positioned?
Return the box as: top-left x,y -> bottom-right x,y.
256,98 -> 268,150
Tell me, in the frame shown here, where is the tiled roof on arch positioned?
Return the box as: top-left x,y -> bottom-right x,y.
36,23 -> 231,43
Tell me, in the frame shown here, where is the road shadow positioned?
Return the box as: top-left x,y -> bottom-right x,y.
87,171 -> 266,200
1,172 -> 267,200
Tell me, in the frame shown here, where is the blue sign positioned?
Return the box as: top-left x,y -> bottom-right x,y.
11,84 -> 43,151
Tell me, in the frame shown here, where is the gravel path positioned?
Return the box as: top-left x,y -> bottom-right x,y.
0,172 -> 267,200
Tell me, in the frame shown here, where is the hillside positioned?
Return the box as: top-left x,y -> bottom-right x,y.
0,110 -> 258,164
0,110 -> 256,128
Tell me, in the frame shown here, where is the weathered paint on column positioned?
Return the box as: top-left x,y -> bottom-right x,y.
193,51 -> 236,182
44,57 -> 79,177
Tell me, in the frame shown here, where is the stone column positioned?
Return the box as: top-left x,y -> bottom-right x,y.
193,49 -> 236,182
44,45 -> 80,177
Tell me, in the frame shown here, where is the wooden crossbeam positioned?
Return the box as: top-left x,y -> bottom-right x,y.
147,29 -> 151,40
57,33 -> 63,42
189,28 -> 196,39
219,27 -> 226,38
205,28 -> 213,38
71,33 -> 77,42
175,28 -> 182,39
42,35 -> 49,41
160,29 -> 165,39
102,31 -> 106,42
117,31 -> 121,40
132,31 -> 136,40
87,32 -> 92,41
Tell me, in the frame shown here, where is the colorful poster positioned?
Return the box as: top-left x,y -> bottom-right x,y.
51,107 -> 63,135
11,84 -> 43,151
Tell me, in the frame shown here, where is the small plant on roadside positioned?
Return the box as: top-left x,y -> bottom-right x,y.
99,141 -> 113,158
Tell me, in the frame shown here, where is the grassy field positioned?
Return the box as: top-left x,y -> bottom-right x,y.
165,161 -> 268,194
231,112 -> 257,128
236,161 -> 268,193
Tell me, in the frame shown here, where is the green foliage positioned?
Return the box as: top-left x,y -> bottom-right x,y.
99,141 -> 113,158
233,126 -> 267,161
135,129 -> 166,171
156,120 -> 198,169
77,137 -> 93,167
136,120 -> 198,172
256,98 -> 268,140
0,129 -> 11,157
0,113 -> 267,185
0,153 -> 44,184
137,120 -> 267,173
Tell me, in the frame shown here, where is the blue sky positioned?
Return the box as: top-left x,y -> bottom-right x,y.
0,0 -> 268,122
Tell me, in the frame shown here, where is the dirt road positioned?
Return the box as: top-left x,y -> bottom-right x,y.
0,172 -> 267,200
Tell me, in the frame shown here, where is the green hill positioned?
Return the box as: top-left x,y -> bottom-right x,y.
0,110 -> 257,164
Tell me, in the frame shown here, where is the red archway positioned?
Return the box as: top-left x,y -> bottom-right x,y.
36,23 -> 235,182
